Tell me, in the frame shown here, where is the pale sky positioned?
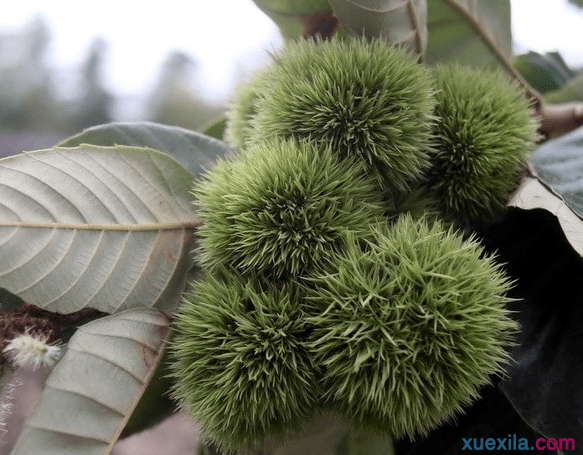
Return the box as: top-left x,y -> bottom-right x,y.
0,0 -> 582,104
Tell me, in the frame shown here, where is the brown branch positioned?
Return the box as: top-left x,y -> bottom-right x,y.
407,0 -> 425,61
539,102 -> 583,138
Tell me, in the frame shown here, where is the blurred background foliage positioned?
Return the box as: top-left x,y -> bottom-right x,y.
0,5 -> 582,153
0,16 -> 223,156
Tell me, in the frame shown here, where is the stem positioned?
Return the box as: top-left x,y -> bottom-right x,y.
407,0 -> 426,61
539,102 -> 583,138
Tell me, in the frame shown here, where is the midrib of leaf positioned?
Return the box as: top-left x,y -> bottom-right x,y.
442,0 -> 541,103
407,0 -> 425,58
0,221 -> 201,231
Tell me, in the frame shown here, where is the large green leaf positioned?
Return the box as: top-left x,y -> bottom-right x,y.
395,385 -> 546,453
328,0 -> 427,55
545,71 -> 583,104
251,0 -> 335,39
11,308 -> 171,455
426,0 -> 512,69
0,145 -> 198,314
0,288 -> 25,312
529,125 -> 583,231
478,128 -> 583,447
478,208 -> 583,452
513,51 -> 577,94
58,122 -> 234,178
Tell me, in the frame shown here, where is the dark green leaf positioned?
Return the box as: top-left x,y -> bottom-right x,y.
545,71 -> 583,104
477,208 -> 583,453
513,51 -> 577,94
200,116 -> 227,141
58,121 -> 234,178
395,385 -> 546,454
121,347 -> 175,437
531,125 -> 583,220
0,288 -> 25,312
426,0 -> 511,68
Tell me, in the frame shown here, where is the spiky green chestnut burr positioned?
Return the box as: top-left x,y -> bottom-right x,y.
170,270 -> 318,452
249,37 -> 436,194
304,214 -> 517,439
225,68 -> 268,150
194,137 -> 386,280
427,64 -> 538,224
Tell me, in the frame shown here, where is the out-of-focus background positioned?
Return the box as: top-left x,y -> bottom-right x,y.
0,1 -> 284,157
0,0 -> 582,157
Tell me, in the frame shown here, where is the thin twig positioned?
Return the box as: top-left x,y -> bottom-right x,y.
539,102 -> 583,138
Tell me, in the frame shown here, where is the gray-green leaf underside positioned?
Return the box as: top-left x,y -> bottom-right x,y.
513,125 -> 583,257
426,0 -> 512,69
509,176 -> 583,257
58,121 -> 234,178
11,309 -> 171,455
328,0 -> 427,56
0,145 -> 198,314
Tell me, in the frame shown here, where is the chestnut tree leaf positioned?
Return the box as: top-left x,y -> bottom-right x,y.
478,208 -> 583,452
513,51 -> 577,94
394,385 -> 546,454
328,0 -> 428,56
11,308 -> 171,455
484,127 -> 583,446
200,116 -> 228,141
58,121 -> 234,178
545,71 -> 583,104
426,0 -> 512,69
528,124 -> 583,249
0,145 -> 199,314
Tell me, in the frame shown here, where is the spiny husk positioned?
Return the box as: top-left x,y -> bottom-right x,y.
224,67 -> 269,150
303,214 -> 517,439
170,269 -> 318,453
249,37 -> 436,196
426,64 -> 539,225
194,137 -> 387,280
